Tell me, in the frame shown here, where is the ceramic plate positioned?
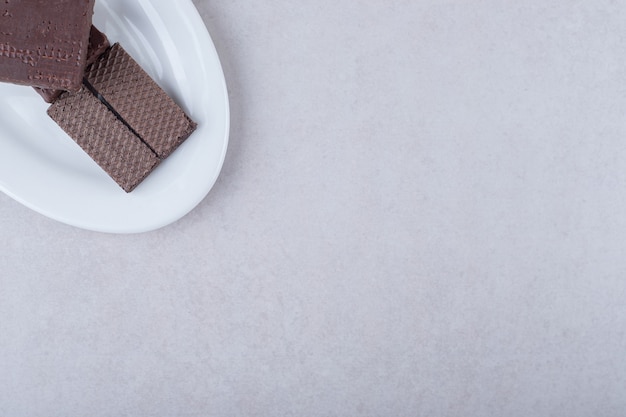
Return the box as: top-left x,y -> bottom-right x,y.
0,0 -> 229,233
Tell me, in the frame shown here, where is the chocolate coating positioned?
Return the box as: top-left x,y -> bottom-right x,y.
34,25 -> 110,103
0,0 -> 95,90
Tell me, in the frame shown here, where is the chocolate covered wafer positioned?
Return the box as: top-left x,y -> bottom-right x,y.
34,25 -> 110,103
86,43 -> 197,159
48,87 -> 160,192
0,0 -> 95,90
47,42 -> 197,192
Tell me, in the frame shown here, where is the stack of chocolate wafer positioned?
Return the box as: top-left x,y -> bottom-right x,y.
0,0 -> 197,192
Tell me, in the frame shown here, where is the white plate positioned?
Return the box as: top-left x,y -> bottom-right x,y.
0,0 -> 229,233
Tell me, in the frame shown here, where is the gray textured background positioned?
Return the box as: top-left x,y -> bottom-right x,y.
2,0 -> 626,415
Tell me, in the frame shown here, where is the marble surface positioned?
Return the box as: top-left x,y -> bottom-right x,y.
2,0 -> 626,415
